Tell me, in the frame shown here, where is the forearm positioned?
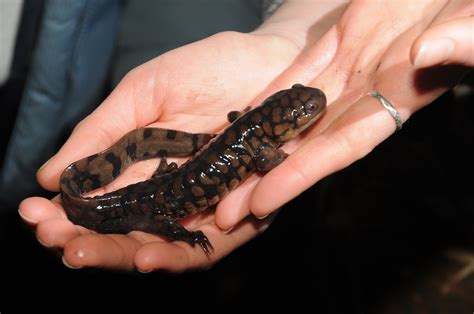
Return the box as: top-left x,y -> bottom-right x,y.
254,0 -> 349,48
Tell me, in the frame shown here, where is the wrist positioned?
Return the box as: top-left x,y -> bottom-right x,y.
253,0 -> 349,49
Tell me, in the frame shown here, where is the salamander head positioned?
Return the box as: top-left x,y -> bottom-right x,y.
267,84 -> 326,143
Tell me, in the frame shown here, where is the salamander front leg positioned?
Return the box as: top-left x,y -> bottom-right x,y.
255,143 -> 289,172
227,106 -> 251,123
94,212 -> 212,254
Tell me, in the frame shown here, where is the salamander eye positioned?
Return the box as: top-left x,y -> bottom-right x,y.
305,101 -> 316,113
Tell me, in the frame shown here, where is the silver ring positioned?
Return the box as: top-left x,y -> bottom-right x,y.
368,91 -> 403,131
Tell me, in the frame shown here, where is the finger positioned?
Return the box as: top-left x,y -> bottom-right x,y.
18,196 -> 66,225
62,233 -> 147,270
36,218 -> 89,248
134,216 -> 273,273
249,93 -> 402,217
214,175 -> 261,231
178,210 -> 216,231
37,60 -> 165,191
412,16 -> 474,69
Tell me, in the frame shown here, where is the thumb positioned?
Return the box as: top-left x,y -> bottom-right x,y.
411,16 -> 474,69
37,63 -> 164,191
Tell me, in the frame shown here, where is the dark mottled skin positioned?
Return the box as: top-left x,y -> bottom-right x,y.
60,84 -> 326,254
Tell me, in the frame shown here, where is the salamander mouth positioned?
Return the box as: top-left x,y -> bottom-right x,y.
294,108 -> 326,135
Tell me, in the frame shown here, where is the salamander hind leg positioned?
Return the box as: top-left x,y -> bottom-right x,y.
152,157 -> 178,178
255,143 -> 288,172
132,215 -> 213,255
177,229 -> 213,255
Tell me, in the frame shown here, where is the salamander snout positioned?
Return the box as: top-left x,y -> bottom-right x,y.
262,84 -> 327,143
274,84 -> 326,141
291,84 -> 326,117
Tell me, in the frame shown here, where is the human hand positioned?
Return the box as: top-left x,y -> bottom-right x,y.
18,30 -> 301,272
18,0 -> 347,272
218,0 -> 472,224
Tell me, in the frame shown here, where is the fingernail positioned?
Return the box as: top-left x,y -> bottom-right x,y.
414,38 -> 454,69
36,236 -> 54,248
62,256 -> 83,269
256,213 -> 270,220
18,209 -> 37,224
137,268 -> 152,274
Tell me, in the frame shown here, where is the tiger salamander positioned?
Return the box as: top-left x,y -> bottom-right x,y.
60,84 -> 326,254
